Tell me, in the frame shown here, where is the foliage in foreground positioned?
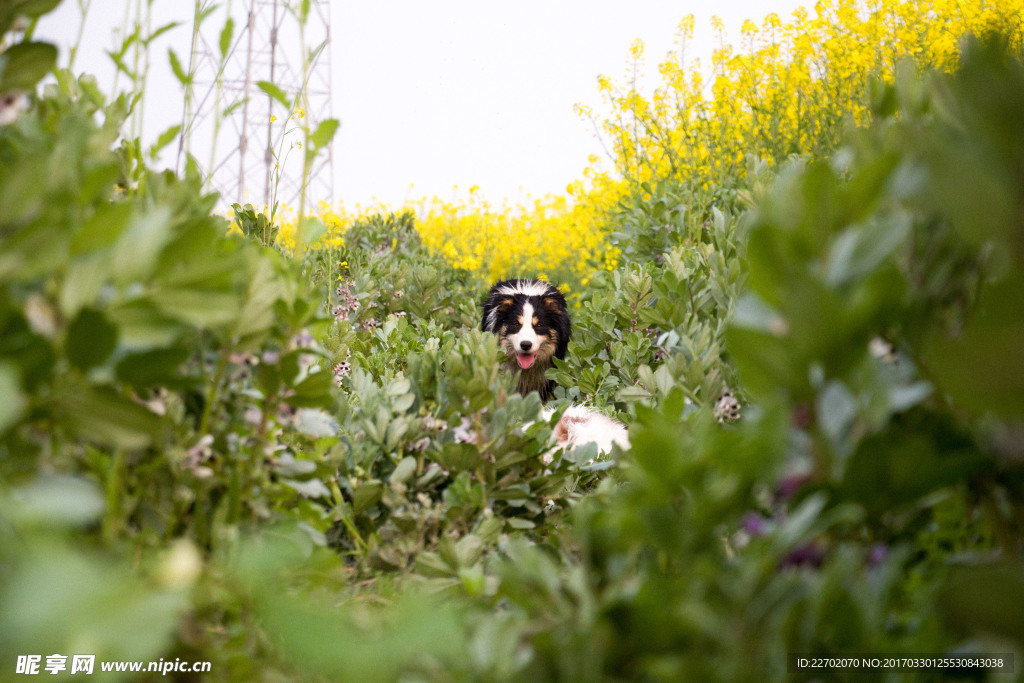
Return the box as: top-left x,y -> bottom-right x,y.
1,5 -> 1023,683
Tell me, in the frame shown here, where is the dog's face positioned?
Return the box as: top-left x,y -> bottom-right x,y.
482,279 -> 570,371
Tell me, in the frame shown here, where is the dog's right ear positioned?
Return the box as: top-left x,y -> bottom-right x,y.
482,294 -> 512,332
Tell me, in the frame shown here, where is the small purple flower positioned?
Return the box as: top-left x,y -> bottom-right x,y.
867,543 -> 888,567
332,358 -> 351,387
742,512 -> 768,537
291,330 -> 314,348
776,472 -> 812,501
780,542 -> 827,569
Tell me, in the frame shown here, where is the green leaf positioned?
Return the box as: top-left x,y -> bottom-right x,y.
9,475 -> 105,527
66,308 -> 118,371
257,80 -> 291,110
351,480 -> 382,513
70,202 -> 132,255
414,552 -> 454,578
297,216 -> 327,248
0,545 -> 185,662
938,562 -> 1024,643
148,124 -> 182,161
0,41 -> 57,92
115,347 -> 190,388
290,370 -> 332,408
839,412 -> 990,515
0,0 -> 61,37
145,21 -> 181,46
0,362 -> 26,432
59,385 -> 163,450
148,288 -> 241,328
111,205 -> 174,285
390,456 -> 417,485
925,273 -> 1024,420
310,118 -> 339,150
282,478 -> 331,499
824,213 -> 911,288
167,48 -> 190,86
293,409 -> 339,438
219,17 -> 235,59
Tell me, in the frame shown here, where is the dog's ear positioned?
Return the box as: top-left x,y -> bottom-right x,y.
483,295 -> 516,332
541,296 -> 563,313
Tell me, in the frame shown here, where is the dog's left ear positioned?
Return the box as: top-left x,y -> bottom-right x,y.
542,296 -> 563,313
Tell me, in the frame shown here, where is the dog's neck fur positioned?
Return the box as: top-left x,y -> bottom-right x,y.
506,358 -> 553,400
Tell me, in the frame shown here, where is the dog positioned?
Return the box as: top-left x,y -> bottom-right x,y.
545,404 -> 630,456
482,278 -> 570,401
482,278 -> 629,456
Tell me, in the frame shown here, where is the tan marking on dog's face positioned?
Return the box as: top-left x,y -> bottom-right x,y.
532,315 -> 539,326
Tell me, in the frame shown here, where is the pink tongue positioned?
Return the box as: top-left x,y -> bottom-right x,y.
517,353 -> 536,369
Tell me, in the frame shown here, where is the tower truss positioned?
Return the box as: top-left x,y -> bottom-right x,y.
184,0 -> 334,211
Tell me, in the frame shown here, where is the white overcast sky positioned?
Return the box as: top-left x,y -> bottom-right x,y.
36,1 -> 807,209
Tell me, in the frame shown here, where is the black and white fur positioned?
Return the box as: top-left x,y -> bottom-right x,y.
482,278 -> 570,401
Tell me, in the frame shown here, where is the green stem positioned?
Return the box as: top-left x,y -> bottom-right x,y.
103,449 -> 125,543
199,352 -> 229,436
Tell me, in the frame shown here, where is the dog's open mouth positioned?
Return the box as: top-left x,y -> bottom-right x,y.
516,352 -> 537,370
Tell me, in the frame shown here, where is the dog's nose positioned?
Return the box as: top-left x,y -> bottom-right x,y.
520,340 -> 533,351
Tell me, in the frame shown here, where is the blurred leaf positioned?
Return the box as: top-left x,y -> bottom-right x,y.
69,201 -> 132,255
390,456 -> 417,485
0,0 -> 62,36
66,308 -> 117,371
0,41 -> 57,92
0,362 -> 25,432
824,213 -> 911,288
257,80 -> 290,110
144,21 -> 181,46
59,384 -> 162,450
148,124 -> 182,161
115,347 -> 189,388
293,409 -> 339,439
0,545 -> 183,662
938,562 -> 1024,644
167,48 -> 189,86
925,274 -> 1024,419
219,17 -> 235,59
298,216 -> 327,248
839,411 -> 990,514
282,478 -> 331,499
9,475 -> 105,527
111,206 -> 174,285
290,370 -> 333,408
310,118 -> 339,151
352,480 -> 382,513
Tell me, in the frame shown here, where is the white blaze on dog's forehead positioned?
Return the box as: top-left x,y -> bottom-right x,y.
519,302 -> 536,335
496,280 -> 553,297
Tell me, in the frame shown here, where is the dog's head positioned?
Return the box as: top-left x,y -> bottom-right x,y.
481,279 -> 570,371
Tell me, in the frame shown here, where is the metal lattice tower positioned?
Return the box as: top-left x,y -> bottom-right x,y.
184,0 -> 334,210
